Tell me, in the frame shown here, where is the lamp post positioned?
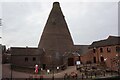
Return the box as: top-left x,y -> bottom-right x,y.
104,58 -> 107,66
57,66 -> 59,72
103,58 -> 107,76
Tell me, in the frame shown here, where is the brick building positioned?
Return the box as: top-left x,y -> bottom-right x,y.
3,2 -> 120,72
10,47 -> 45,68
81,36 -> 120,71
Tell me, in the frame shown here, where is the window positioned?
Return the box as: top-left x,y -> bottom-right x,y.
25,57 -> 28,62
33,57 -> 36,61
107,48 -> 111,53
100,48 -> 103,53
93,49 -> 96,53
116,46 -> 120,53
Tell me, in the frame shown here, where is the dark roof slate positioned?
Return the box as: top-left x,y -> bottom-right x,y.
73,45 -> 89,55
10,47 -> 44,56
89,36 -> 120,48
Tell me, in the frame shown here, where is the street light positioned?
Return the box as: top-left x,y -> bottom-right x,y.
103,58 -> 107,76
104,58 -> 107,61
116,54 -> 120,75
104,58 -> 107,66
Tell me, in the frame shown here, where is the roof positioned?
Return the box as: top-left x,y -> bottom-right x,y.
72,52 -> 80,56
10,47 -> 44,56
89,36 -> 120,48
74,45 -> 90,55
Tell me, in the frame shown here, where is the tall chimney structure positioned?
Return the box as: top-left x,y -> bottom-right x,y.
38,2 -> 74,67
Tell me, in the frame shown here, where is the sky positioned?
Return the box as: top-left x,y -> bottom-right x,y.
0,0 -> 120,48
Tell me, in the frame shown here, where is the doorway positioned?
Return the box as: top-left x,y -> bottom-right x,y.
93,57 -> 96,63
68,58 -> 74,66
42,64 -> 46,70
100,57 -> 104,62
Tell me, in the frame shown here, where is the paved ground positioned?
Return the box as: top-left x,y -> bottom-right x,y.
2,64 -> 77,78
2,64 -> 120,79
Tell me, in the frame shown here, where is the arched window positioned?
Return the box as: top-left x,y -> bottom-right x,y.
93,49 -> 96,53
100,48 -> 103,53
107,47 -> 111,53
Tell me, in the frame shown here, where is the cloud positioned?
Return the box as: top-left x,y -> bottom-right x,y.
1,1 -> 118,47
61,2 -> 118,45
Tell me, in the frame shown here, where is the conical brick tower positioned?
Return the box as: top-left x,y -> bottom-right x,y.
38,2 -> 73,67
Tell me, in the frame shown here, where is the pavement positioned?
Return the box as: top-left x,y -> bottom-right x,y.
2,64 -> 77,78
2,64 -> 120,79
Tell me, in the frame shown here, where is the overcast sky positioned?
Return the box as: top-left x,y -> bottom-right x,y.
0,0 -> 120,48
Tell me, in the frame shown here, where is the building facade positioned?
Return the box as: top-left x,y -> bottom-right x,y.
10,47 -> 45,68
81,36 -> 120,71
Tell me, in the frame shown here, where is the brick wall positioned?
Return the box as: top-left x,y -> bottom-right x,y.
81,45 -> 120,71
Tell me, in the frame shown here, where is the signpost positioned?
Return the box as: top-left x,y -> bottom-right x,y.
76,61 -> 81,70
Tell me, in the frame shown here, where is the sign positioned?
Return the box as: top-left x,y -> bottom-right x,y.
76,61 -> 81,65
47,69 -> 50,74
57,67 -> 59,70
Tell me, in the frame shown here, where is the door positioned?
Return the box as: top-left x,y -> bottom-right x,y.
42,64 -> 46,70
100,57 -> 104,62
68,58 -> 74,66
93,57 -> 96,63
